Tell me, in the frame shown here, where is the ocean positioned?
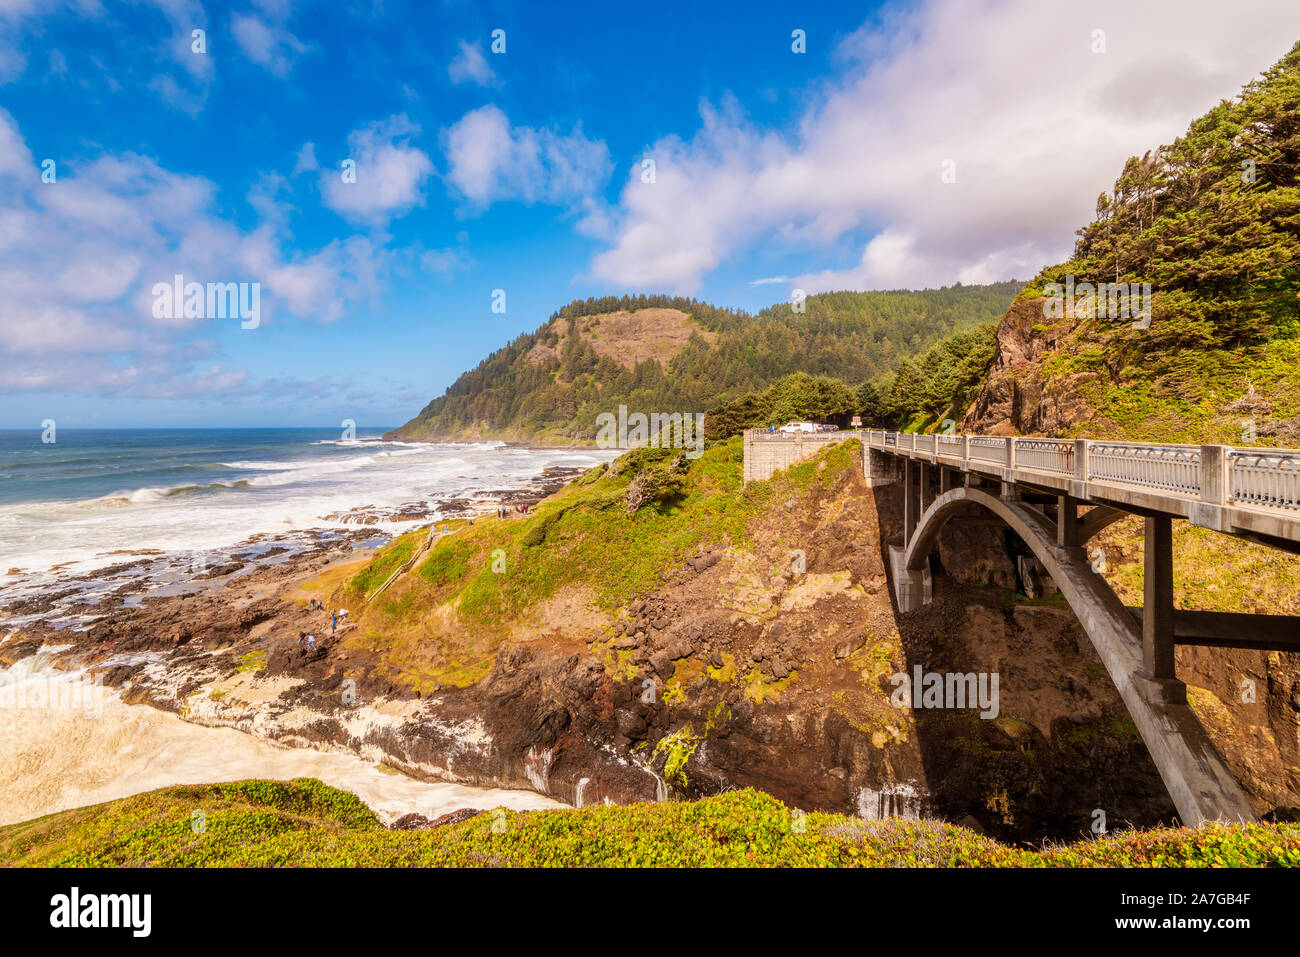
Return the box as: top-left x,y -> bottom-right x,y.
0,427 -> 611,579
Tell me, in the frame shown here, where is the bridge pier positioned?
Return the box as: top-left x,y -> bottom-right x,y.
903,459 -> 920,542
1137,515 -> 1184,704
1057,495 -> 1079,548
889,484 -> 1255,823
844,427 -> 1300,823
889,545 -> 931,612
863,446 -> 900,487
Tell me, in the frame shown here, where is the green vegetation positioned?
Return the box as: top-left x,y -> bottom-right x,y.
346,529 -> 421,597
705,372 -> 860,438
236,650 -> 267,673
338,435 -> 846,690
392,285 -> 1021,443
1007,41 -> 1300,444
651,726 -> 701,792
705,322 -> 1001,437
4,778 -> 1296,867
352,437 -> 768,621
335,436 -> 875,693
881,323 -> 1000,431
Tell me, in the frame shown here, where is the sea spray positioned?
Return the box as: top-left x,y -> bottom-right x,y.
0,656 -> 563,827
857,782 -> 923,821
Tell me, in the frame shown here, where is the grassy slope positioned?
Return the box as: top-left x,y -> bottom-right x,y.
337,437 -> 859,692
3,778 -> 1296,867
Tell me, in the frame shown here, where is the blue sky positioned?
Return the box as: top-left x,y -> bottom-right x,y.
2,0 -> 1299,428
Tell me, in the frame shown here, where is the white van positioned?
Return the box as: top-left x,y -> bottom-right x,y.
779,421 -> 818,434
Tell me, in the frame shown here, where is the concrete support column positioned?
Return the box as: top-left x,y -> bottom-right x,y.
864,448 -> 899,487
1057,495 -> 1079,548
903,458 -> 918,544
919,462 -> 932,515
940,466 -> 955,494
1143,515 -> 1176,681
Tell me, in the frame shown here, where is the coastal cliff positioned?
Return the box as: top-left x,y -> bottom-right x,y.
28,436 -> 1280,844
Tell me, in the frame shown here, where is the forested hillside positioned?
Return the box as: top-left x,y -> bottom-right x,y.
390,284 -> 1021,443
965,41 -> 1300,443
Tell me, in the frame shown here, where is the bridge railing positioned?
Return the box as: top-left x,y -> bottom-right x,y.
862,430 -> 1300,514
771,428 -> 1300,513
937,433 -> 963,455
967,435 -> 1007,465
1087,441 -> 1202,495
1013,438 -> 1074,474
744,428 -> 846,442
1229,450 -> 1300,510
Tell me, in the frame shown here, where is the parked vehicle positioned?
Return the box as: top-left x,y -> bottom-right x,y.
778,421 -> 818,434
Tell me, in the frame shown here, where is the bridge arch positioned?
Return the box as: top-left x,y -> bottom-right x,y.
895,486 -> 1254,826
1077,504 -> 1127,543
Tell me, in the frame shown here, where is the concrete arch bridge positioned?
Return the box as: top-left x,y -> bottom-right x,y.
743,429 -> 1300,824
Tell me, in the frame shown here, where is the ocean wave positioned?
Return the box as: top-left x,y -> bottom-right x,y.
309,438 -> 398,447
122,480 -> 254,504
0,441 -> 617,575
218,460 -> 298,471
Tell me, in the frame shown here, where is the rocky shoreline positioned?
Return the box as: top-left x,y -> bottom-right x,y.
0,464 -> 606,816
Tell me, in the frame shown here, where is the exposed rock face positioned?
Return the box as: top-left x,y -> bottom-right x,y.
938,522 -> 1018,591
962,293 -> 1300,445
391,808 -> 483,829
961,297 -> 1104,437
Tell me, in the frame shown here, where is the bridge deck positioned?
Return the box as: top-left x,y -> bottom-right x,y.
856,430 -> 1300,545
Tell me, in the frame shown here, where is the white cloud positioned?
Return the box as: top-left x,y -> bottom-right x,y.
0,43 -> 26,83
247,171 -> 292,231
443,105 -> 612,211
292,141 -> 318,175
149,73 -> 204,114
0,107 -> 386,395
420,246 -> 471,278
320,114 -> 434,227
145,0 -> 214,82
231,11 -> 308,77
587,0 -> 1300,294
448,39 -> 497,87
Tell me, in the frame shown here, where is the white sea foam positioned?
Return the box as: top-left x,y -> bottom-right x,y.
0,442 -> 613,580
0,655 -> 564,826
